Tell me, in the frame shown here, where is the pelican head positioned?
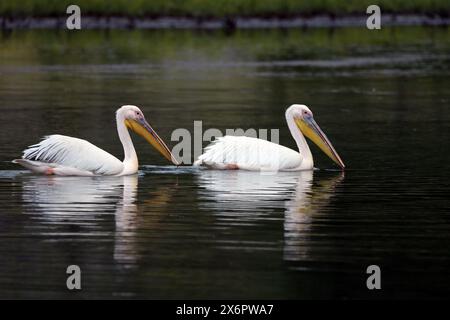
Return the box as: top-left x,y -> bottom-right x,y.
288,104 -> 345,169
118,105 -> 179,165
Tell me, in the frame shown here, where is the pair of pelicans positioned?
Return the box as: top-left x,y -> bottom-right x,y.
13,104 -> 345,176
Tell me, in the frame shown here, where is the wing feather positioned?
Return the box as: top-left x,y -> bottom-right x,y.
194,136 -> 303,171
22,135 -> 123,175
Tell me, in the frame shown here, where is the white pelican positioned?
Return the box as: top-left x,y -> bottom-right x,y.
194,104 -> 345,171
13,105 -> 179,176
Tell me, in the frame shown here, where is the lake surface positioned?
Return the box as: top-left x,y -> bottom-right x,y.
0,26 -> 449,299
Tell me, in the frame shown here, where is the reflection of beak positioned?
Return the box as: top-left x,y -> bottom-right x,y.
295,116 -> 345,169
125,118 -> 179,165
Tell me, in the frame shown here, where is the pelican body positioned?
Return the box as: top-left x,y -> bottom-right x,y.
194,104 -> 345,171
13,105 -> 178,176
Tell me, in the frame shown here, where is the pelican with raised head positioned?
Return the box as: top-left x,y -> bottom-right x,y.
194,104 -> 345,171
13,105 -> 179,176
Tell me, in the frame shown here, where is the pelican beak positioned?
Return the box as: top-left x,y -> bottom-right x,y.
125,118 -> 179,165
295,115 -> 345,169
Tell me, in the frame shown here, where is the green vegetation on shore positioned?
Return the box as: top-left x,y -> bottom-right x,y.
0,0 -> 449,17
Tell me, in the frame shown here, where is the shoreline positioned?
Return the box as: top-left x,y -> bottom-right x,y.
1,13 -> 450,30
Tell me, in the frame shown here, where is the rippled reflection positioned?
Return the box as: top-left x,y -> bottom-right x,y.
113,176 -> 138,265
196,169 -> 344,261
20,174 -> 140,265
283,172 -> 344,261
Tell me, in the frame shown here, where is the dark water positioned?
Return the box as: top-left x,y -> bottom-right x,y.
0,27 -> 449,299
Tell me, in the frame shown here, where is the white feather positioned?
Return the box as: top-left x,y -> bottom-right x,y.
194,136 -> 303,171
20,135 -> 124,175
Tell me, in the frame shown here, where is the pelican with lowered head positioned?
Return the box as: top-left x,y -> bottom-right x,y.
13,105 -> 179,176
194,104 -> 345,171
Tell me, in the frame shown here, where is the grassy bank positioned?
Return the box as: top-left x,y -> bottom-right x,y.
0,0 -> 449,17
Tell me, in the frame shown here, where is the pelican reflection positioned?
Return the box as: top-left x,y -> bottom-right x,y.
196,170 -> 344,261
283,172 -> 344,261
20,175 -> 139,266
